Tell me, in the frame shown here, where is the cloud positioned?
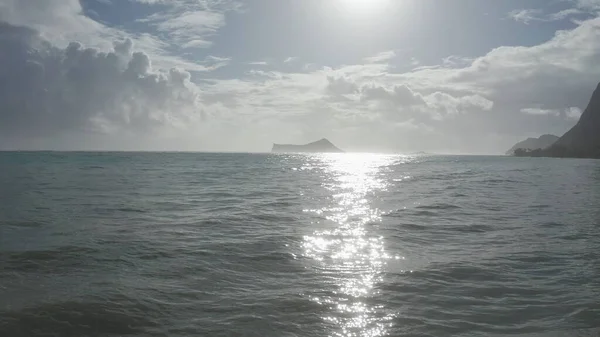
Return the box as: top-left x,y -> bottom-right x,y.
1,0 -> 599,153
520,108 -> 561,116
550,8 -> 586,20
209,65 -> 494,144
137,1 -> 240,51
508,0 -> 600,25
203,55 -> 232,69
358,83 -> 492,119
0,23 -> 202,145
401,16 -> 600,110
442,55 -> 475,68
565,106 -> 583,119
140,10 -> 225,49
326,76 -> 359,97
424,92 -> 494,116
509,8 -> 585,24
508,9 -> 543,24
575,0 -> 600,10
360,84 -> 425,106
196,10 -> 600,152
364,50 -> 396,63
130,0 -> 165,3
284,56 -> 298,63
0,0 -> 229,73
0,0 -> 104,45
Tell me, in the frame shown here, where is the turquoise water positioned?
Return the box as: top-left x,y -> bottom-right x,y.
1,152 -> 599,336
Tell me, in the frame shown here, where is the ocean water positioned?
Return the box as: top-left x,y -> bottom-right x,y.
1,152 -> 599,337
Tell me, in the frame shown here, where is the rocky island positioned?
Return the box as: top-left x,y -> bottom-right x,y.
512,82 -> 600,159
271,138 -> 344,153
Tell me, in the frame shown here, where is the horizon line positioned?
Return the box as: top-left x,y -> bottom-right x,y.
0,149 -> 506,156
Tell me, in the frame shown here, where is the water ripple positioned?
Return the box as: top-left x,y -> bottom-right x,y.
1,152 -> 599,336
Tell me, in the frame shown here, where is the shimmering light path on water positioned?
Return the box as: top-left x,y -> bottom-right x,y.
303,154 -> 401,337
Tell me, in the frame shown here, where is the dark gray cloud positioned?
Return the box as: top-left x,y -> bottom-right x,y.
0,22 -> 201,145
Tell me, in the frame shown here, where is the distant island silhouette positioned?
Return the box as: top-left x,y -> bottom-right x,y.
272,138 -> 344,153
511,82 -> 600,159
506,134 -> 559,155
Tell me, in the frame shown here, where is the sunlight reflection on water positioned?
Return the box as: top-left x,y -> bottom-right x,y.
303,153 -> 412,337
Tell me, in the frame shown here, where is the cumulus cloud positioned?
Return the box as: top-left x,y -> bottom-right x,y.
0,23 -> 201,144
565,106 -> 583,119
424,92 -> 494,116
359,83 -> 492,119
395,16 -> 600,125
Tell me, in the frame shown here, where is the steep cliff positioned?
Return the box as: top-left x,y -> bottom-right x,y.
548,83 -> 600,158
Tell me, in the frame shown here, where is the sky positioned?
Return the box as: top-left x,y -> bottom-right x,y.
1,0 -> 600,153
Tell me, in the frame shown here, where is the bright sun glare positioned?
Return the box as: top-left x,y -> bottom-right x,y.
341,0 -> 387,10
336,0 -> 391,17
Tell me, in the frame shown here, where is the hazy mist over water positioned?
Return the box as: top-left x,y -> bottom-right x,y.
1,152 -> 599,336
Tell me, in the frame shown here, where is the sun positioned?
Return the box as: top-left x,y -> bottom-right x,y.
337,0 -> 390,14
345,0 -> 388,7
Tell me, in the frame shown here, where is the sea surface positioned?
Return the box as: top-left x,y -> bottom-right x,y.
1,152 -> 599,337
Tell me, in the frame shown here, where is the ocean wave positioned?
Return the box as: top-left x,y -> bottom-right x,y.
1,246 -> 98,273
1,152 -> 599,336
415,203 -> 462,210
0,297 -> 160,337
